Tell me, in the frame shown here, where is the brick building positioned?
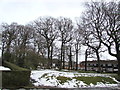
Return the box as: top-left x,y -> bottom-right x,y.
79,60 -> 118,72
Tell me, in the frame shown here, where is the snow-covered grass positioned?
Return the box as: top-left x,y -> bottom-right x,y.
0,66 -> 11,70
31,69 -> 120,88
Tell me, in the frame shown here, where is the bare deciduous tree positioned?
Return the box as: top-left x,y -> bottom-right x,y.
73,28 -> 83,70
2,23 -> 17,62
82,1 -> 120,74
34,17 -> 58,68
56,17 -> 73,70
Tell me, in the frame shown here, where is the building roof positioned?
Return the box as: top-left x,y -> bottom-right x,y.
80,60 -> 118,64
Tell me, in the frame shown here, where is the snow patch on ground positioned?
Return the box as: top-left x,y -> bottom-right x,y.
0,66 -> 11,70
31,70 -> 119,88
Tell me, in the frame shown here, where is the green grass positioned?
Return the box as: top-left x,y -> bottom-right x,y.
4,61 -> 28,71
73,76 -> 117,85
46,75 -> 117,85
57,76 -> 72,84
39,71 -> 118,86
111,75 -> 120,81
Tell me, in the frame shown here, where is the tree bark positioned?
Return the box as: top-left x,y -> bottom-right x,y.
75,43 -> 79,70
47,45 -> 51,68
62,45 -> 65,69
50,46 -> 53,68
76,49 -> 78,70
116,43 -> 120,75
96,50 -> 101,73
2,42 -> 5,65
69,46 -> 72,70
85,49 -> 88,71
117,55 -> 120,75
60,42 -> 63,70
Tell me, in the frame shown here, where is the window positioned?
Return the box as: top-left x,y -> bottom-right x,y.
103,64 -> 105,66
108,63 -> 111,66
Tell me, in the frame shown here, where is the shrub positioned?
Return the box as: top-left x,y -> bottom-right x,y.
2,71 -> 31,88
3,61 -> 28,71
2,61 -> 31,89
113,75 -> 120,82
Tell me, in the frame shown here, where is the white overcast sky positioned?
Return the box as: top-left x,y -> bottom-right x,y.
0,0 -> 85,24
0,0 -> 116,25
0,0 -> 117,61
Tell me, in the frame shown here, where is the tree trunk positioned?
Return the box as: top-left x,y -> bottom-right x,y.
47,47 -> 50,59
62,45 -> 65,69
76,49 -> 78,70
50,46 -> 53,68
60,43 -> 63,70
85,49 -> 88,71
117,51 -> 120,75
68,47 -> 72,70
117,58 -> 120,75
75,43 -> 79,70
96,50 -> 101,73
47,46 -> 51,68
70,47 -> 72,70
116,43 -> 120,75
68,55 -> 70,70
2,42 -> 5,65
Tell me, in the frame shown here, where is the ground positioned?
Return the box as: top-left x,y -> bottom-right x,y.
0,66 -> 11,70
30,69 -> 120,88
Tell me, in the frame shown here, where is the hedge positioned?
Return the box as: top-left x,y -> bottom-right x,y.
2,71 -> 31,88
3,61 -> 28,71
2,61 -> 31,89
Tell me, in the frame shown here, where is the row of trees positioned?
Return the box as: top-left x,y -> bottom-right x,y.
81,1 -> 120,74
1,1 -> 120,74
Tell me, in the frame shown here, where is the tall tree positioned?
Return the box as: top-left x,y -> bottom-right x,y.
82,1 -> 120,74
32,26 -> 46,57
68,45 -> 72,70
73,28 -> 83,70
34,17 -> 58,68
2,23 -> 33,67
15,25 -> 33,67
100,2 -> 120,74
56,17 -> 73,70
2,23 -> 17,62
78,18 -> 103,72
